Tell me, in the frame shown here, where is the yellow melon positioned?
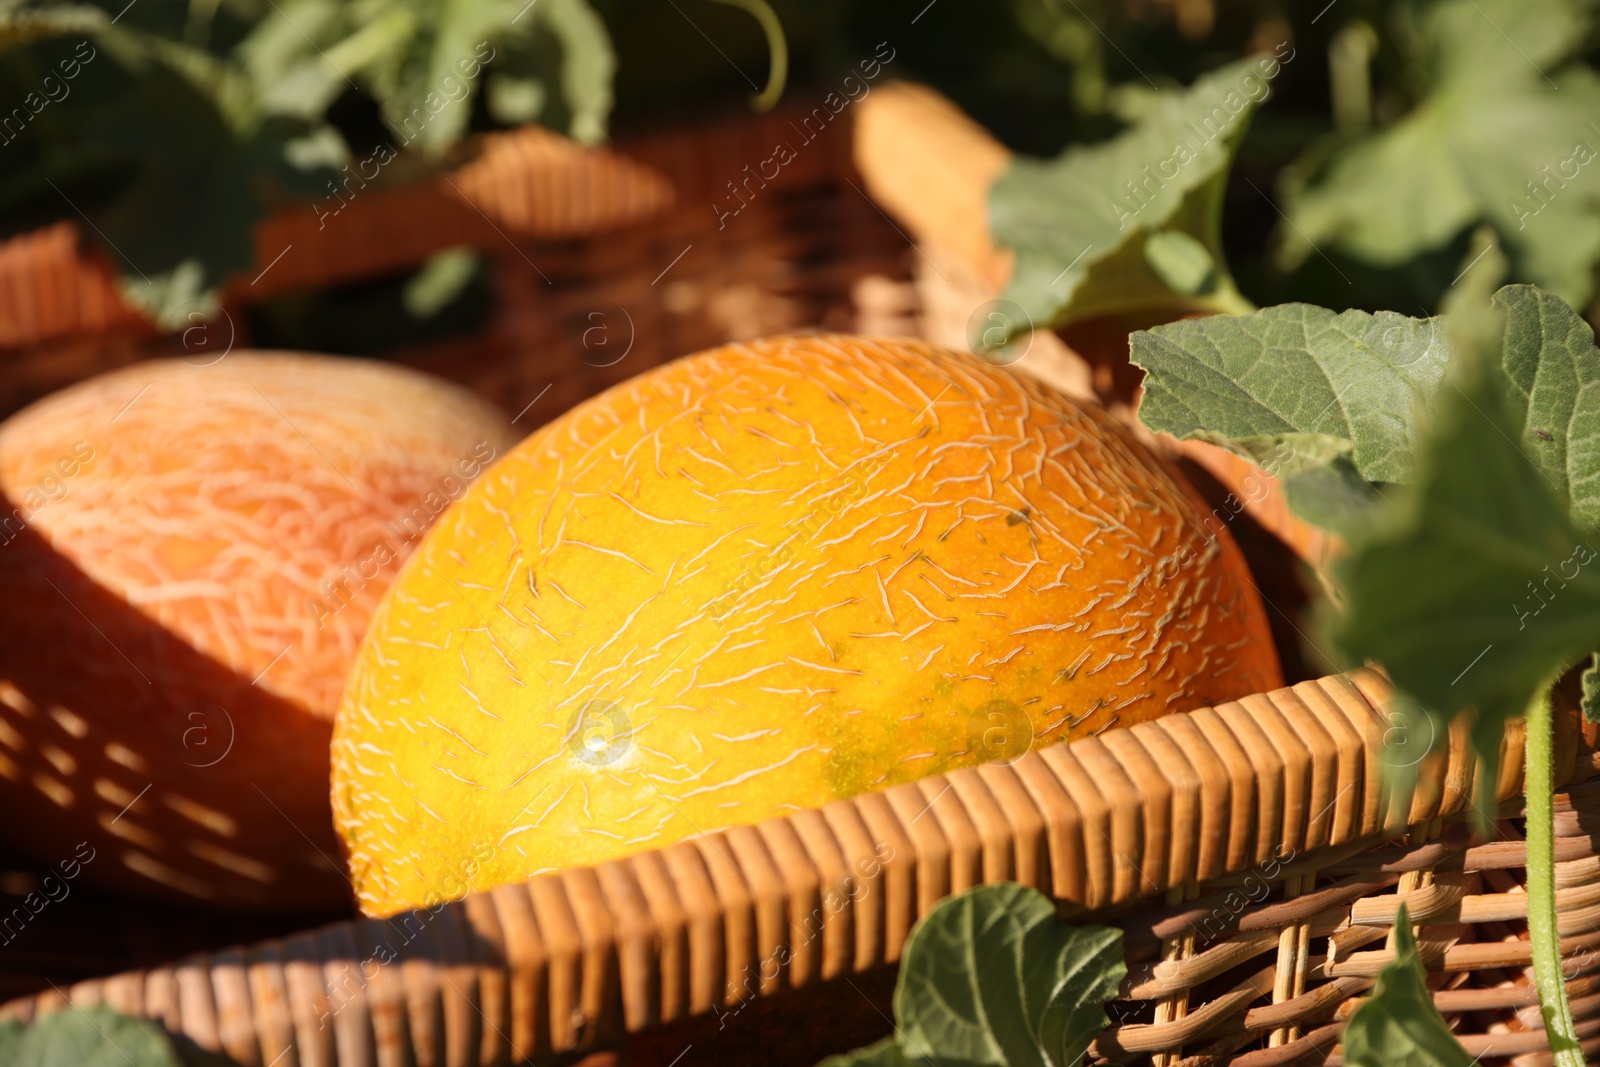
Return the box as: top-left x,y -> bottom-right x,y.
0,354 -> 516,910
333,335 -> 1281,917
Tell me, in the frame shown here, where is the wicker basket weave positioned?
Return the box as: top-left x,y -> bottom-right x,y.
1,94 -> 1596,1067
2,671 -> 1596,1066
0,103 -> 912,424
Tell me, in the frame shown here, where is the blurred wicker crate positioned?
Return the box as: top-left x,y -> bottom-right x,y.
0,102 -> 919,425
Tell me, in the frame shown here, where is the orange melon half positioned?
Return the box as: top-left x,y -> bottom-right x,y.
333,335 -> 1281,917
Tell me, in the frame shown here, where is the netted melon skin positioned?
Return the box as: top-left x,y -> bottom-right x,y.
334,335 -> 1281,917
0,354 -> 516,910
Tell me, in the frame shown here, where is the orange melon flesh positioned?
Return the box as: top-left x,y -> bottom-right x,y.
0,354 -> 516,910
333,335 -> 1281,917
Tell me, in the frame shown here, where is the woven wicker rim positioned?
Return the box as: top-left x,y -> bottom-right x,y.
3,666 -> 1594,1067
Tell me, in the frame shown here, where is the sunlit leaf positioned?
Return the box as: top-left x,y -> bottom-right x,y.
990,54 -> 1284,331
1342,904 -> 1474,1067
895,884 -> 1124,1067
816,884 -> 1124,1067
1132,285 -> 1600,530
818,1037 -> 910,1067
1329,292 -> 1600,810
1281,0 -> 1600,308
0,1005 -> 183,1067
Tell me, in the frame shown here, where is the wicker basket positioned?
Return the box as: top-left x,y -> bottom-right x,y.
3,94 -> 1596,1067
3,673 -> 1595,1067
0,104 -> 914,425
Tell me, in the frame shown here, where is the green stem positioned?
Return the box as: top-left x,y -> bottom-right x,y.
1198,280 -> 1258,317
1526,684 -> 1585,1067
707,0 -> 788,112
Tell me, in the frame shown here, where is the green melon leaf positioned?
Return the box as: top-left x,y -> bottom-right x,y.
0,0 -> 614,327
1493,285 -> 1600,528
0,1005 -> 183,1067
1328,291 -> 1600,812
277,0 -> 615,155
817,1037 -> 910,1067
1341,905 -> 1474,1067
487,71 -> 545,124
404,246 -> 481,317
84,76 -> 335,327
816,884 -> 1125,1067
1132,284 -> 1600,532
1582,654 -> 1600,724
989,54 -> 1282,332
894,884 -> 1124,1067
238,0 -> 415,123
1279,456 -> 1381,538
0,1018 -> 19,1061
1280,0 -> 1600,309
1131,301 -> 1449,485
540,0 -> 614,145
0,28 -> 342,328
1142,229 -> 1215,296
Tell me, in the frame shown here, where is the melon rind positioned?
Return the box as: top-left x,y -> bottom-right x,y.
0,353 -> 517,909
333,335 -> 1281,917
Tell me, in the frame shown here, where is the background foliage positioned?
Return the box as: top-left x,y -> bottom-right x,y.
4,0 -> 1600,334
